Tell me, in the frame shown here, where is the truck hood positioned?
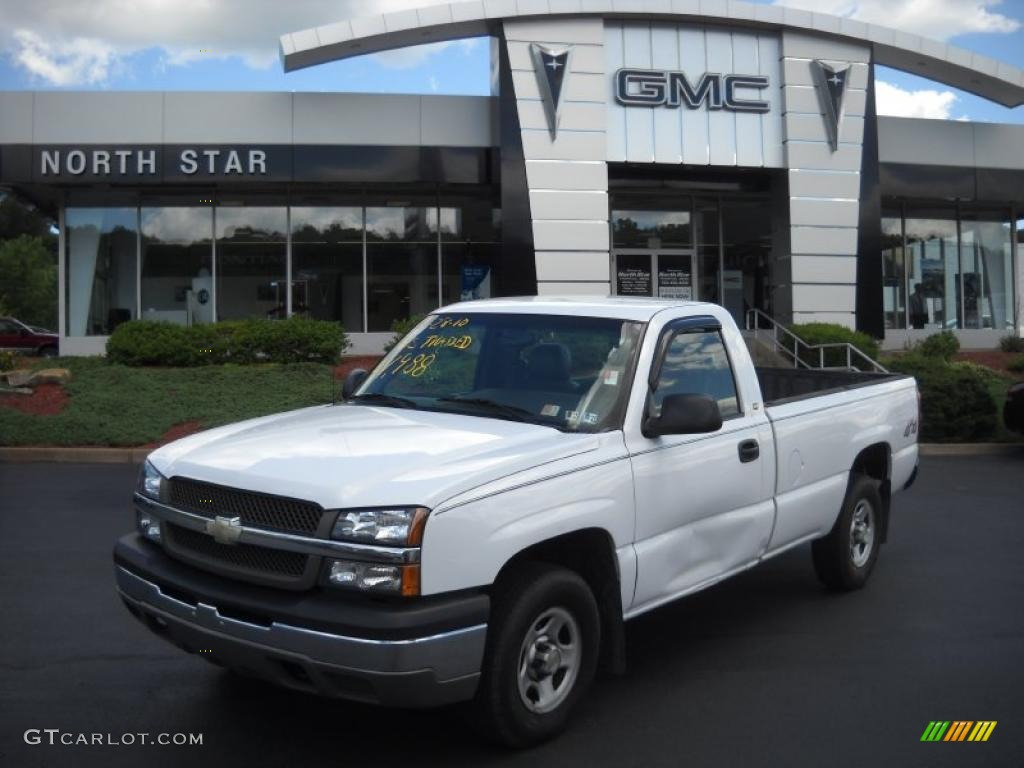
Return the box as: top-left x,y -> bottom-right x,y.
148,404 -> 601,510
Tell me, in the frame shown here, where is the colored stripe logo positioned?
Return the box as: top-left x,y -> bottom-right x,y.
921,721 -> 997,742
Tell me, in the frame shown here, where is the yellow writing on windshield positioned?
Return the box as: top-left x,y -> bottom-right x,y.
390,352 -> 436,377
421,334 -> 473,350
429,316 -> 470,329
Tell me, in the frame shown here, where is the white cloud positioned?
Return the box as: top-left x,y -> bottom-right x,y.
0,0 -> 469,85
11,29 -> 120,86
773,0 -> 1020,41
875,79 -> 959,118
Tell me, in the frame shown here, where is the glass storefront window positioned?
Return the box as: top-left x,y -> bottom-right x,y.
905,213 -> 958,330
215,207 -> 287,321
291,207 -> 364,332
881,212 -> 905,330
140,207 -> 213,326
959,211 -> 1014,330
65,208 -> 137,336
721,199 -> 772,323
612,210 -> 691,249
366,207 -> 438,331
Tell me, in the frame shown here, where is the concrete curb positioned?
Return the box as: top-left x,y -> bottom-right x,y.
2,443 -> 1021,463
0,446 -> 150,463
919,443 -> 1024,457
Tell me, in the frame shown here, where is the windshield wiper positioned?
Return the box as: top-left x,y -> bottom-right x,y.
435,396 -> 553,426
348,392 -> 417,409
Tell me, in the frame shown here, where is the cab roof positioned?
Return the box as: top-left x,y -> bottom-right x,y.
437,295 -> 719,323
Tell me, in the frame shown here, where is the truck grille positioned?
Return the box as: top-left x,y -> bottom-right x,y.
168,477 -> 325,536
164,523 -> 311,582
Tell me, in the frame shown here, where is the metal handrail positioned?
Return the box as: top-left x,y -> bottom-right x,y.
745,308 -> 888,373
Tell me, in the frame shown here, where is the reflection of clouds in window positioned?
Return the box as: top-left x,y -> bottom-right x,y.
291,207 -> 363,234
216,207 -> 286,240
656,331 -> 739,418
141,207 -> 211,243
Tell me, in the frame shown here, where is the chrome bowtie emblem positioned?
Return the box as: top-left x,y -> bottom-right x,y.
530,43 -> 573,139
811,60 -> 850,152
206,515 -> 242,545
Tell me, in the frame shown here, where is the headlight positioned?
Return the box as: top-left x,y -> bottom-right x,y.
137,460 -> 164,500
331,507 -> 429,546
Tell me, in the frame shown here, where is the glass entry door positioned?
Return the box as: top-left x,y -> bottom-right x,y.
613,250 -> 695,300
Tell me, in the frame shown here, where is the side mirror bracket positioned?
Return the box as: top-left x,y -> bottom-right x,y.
341,368 -> 368,400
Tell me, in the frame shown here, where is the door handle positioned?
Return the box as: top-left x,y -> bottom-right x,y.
738,439 -> 760,463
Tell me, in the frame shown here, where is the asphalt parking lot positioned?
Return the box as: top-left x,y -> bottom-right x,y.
1,456 -> 1022,768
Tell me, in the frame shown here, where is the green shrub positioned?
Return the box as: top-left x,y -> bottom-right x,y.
1008,355 -> 1024,373
106,321 -> 201,366
887,353 -> 998,442
106,317 -> 348,367
383,314 -> 427,353
915,330 -> 960,361
999,334 -> 1024,353
0,350 -> 18,371
789,323 -> 881,369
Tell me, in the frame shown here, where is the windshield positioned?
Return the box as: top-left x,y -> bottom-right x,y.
354,312 -> 645,432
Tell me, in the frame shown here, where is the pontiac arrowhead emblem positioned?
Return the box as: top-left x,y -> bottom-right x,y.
206,515 -> 242,545
530,43 -> 573,139
811,60 -> 850,152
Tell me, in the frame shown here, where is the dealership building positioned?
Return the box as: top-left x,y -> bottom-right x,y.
1,0 -> 1023,355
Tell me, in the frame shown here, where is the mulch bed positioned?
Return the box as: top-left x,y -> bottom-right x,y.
955,350 -> 1024,378
142,420 -> 205,449
0,383 -> 69,416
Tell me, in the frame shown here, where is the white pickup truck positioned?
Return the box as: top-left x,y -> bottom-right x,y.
115,297 -> 919,746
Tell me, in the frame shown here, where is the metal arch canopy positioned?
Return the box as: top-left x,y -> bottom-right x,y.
279,1 -> 1024,108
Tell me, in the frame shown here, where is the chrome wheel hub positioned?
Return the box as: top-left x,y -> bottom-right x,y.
517,606 -> 580,714
850,499 -> 875,568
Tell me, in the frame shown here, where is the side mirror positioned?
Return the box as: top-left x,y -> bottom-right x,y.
341,368 -> 368,400
643,393 -> 723,438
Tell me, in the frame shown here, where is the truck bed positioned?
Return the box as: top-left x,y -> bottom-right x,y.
755,367 -> 908,407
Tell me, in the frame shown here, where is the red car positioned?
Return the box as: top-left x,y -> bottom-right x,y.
0,316 -> 58,357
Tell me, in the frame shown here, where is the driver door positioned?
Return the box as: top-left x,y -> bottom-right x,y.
626,317 -> 775,613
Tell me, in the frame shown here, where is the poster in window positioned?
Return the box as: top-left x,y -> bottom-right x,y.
657,264 -> 692,300
616,265 -> 652,296
461,265 -> 491,301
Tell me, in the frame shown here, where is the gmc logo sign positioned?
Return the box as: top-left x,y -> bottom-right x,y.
614,69 -> 770,113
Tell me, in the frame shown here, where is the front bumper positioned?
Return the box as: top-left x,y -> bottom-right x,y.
114,534 -> 488,707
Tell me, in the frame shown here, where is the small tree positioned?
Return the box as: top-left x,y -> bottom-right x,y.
0,235 -> 58,329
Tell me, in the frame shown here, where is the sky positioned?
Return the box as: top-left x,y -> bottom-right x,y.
0,0 -> 1022,124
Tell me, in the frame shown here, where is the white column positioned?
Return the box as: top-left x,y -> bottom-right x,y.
504,18 -> 610,296
781,32 -> 870,329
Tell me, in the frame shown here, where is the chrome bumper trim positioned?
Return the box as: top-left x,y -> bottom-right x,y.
115,565 -> 486,682
134,494 -> 420,564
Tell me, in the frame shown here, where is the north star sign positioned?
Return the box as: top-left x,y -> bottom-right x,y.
614,69 -> 771,113
39,147 -> 269,176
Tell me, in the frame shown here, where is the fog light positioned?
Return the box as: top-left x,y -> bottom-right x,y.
327,560 -> 419,596
136,510 -> 161,543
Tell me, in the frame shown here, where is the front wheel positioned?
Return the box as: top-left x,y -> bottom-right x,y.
474,563 -> 600,748
812,474 -> 883,590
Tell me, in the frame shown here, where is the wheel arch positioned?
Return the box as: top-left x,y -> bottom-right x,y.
493,527 -> 626,676
850,442 -> 892,542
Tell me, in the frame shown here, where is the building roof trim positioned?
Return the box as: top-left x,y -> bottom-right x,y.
279,0 -> 1024,108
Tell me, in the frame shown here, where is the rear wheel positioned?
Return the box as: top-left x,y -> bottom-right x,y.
474,562 -> 600,748
38,345 -> 58,358
812,474 -> 883,590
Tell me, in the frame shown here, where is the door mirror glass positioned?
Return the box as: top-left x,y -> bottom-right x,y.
643,393 -> 722,437
341,368 -> 368,400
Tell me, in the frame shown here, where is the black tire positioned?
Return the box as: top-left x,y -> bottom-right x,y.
38,345 -> 58,358
812,474 -> 883,591
474,562 -> 600,748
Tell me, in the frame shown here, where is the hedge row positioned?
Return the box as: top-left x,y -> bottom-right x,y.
887,353 -> 998,442
106,317 -> 349,366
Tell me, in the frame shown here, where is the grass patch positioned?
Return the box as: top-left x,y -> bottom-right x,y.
0,357 -> 336,447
